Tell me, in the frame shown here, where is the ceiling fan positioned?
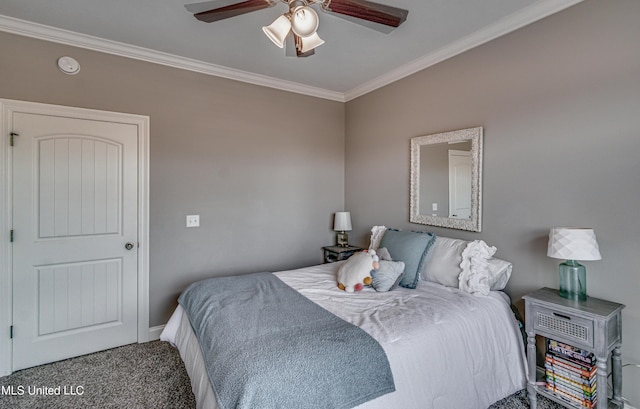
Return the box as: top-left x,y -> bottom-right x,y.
185,0 -> 409,57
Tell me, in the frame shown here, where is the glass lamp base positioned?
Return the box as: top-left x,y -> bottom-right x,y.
337,231 -> 349,247
558,260 -> 587,301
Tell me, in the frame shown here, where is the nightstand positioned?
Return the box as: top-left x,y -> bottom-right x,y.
322,245 -> 362,263
523,287 -> 625,409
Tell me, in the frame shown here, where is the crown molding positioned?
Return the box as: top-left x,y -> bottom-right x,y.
0,15 -> 345,102
0,0 -> 584,103
343,0 -> 585,101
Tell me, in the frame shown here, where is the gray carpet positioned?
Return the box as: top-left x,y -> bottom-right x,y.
0,341 -> 195,408
0,340 -> 562,408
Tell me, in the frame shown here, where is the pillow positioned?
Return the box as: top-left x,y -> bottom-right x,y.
371,261 -> 405,292
369,225 -> 387,250
376,247 -> 393,261
421,236 -> 469,288
486,257 -> 513,291
336,251 -> 378,293
379,229 -> 435,289
458,240 -> 513,295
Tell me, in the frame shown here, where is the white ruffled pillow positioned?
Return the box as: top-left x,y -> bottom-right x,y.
458,240 -> 512,296
369,225 -> 387,250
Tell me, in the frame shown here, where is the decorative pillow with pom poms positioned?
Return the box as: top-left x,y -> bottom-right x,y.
336,250 -> 379,293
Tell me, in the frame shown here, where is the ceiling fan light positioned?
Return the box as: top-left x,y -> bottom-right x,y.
262,14 -> 291,48
290,6 -> 319,38
299,31 -> 324,53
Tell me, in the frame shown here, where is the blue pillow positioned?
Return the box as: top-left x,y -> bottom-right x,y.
379,229 -> 436,289
371,261 -> 405,292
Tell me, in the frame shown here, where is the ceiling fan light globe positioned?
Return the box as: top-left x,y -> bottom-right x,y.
299,32 -> 324,53
262,14 -> 291,48
290,6 -> 319,37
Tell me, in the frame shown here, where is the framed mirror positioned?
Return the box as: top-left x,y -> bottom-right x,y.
410,127 -> 483,232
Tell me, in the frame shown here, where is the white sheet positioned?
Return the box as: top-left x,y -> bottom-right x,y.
161,262 -> 527,409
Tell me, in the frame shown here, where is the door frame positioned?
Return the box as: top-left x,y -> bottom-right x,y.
0,99 -> 150,376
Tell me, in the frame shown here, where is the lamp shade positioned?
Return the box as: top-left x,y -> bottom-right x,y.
547,228 -> 601,261
290,6 -> 319,37
334,212 -> 352,232
298,32 -> 324,53
262,15 -> 291,48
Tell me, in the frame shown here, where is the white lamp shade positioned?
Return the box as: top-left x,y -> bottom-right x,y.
262,15 -> 291,48
298,32 -> 324,53
547,228 -> 601,261
290,6 -> 319,37
334,212 -> 352,231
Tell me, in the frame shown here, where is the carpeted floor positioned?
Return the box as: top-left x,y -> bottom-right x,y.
0,340 -> 562,408
0,341 -> 195,409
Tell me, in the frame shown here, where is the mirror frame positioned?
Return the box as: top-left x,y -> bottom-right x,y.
410,126 -> 483,232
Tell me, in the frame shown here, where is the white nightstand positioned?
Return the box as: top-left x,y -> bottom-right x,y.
523,287 -> 625,409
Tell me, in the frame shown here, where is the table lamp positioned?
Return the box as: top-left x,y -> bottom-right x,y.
333,212 -> 352,247
547,227 -> 601,301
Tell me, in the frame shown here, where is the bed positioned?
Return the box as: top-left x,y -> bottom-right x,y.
161,236 -> 528,409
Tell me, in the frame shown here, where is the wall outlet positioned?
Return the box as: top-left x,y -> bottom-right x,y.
432,202 -> 438,211
186,215 -> 199,228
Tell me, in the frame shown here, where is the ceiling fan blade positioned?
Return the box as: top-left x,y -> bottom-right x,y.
322,0 -> 408,28
323,11 -> 394,33
188,0 -> 276,23
185,0 -> 248,14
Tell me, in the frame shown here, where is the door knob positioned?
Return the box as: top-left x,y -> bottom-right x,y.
125,242 -> 135,250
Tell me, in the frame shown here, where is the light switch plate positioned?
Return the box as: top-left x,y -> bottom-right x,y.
186,215 -> 199,227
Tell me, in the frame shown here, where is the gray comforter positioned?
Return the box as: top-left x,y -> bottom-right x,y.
178,272 -> 395,409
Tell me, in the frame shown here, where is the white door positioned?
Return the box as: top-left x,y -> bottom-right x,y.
448,150 -> 472,219
12,111 -> 139,370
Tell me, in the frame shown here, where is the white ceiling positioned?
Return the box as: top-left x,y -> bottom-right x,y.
0,0 -> 582,101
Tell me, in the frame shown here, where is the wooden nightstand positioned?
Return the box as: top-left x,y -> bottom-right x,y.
523,287 -> 625,409
322,245 -> 362,263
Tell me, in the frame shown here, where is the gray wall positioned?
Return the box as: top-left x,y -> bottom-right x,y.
0,31 -> 345,327
2,0 -> 639,404
345,0 -> 640,404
